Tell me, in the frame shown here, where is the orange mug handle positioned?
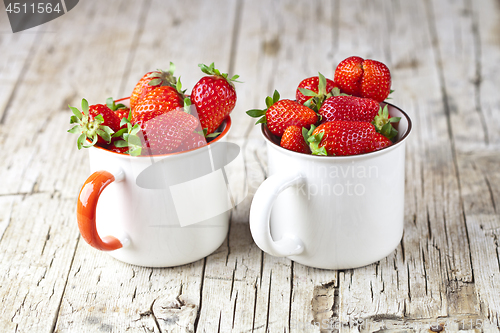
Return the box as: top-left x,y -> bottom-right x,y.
77,170 -> 126,251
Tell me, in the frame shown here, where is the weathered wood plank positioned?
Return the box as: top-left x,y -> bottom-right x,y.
56,245 -> 205,333
0,14 -> 40,124
0,193 -> 79,333
0,0 -> 148,197
473,0 -> 500,147
457,151 -> 500,327
430,0 -> 500,327
0,195 -> 22,241
0,0 -> 499,331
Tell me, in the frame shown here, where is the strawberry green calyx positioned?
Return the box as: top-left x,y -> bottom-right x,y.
113,116 -> 143,156
299,72 -> 338,111
198,62 -> 241,87
246,90 -> 280,125
305,125 -> 328,156
329,87 -> 350,97
68,99 -> 115,150
183,96 -> 192,114
106,97 -> 127,111
174,76 -> 188,99
372,105 -> 400,141
147,62 -> 177,88
198,127 -> 221,139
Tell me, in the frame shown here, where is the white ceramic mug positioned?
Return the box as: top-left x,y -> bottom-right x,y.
249,103 -> 412,270
76,100 -> 238,267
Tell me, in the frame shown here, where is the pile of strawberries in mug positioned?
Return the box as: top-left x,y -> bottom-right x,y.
68,63 -> 238,156
247,56 -> 400,156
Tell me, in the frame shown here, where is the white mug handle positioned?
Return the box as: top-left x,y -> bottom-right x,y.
249,172 -> 305,257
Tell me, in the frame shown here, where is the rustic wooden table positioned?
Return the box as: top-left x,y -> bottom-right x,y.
1,0 -> 500,332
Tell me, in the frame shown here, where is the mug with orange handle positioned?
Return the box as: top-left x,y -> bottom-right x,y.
76,102 -> 234,267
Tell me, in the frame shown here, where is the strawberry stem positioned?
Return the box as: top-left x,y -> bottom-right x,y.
246,90 -> 281,125
198,62 -> 241,87
372,105 -> 401,141
67,98 -> 115,149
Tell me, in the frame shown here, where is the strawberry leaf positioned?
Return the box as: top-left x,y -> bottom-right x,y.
230,74 -> 242,83
112,128 -> 127,138
114,140 -> 128,148
199,63 -> 213,75
272,90 -> 280,103
149,78 -> 162,86
106,97 -> 114,110
298,88 -> 317,97
373,105 -> 399,140
120,117 -> 130,127
96,129 -> 111,143
302,127 -> 309,141
69,106 -> 82,119
330,87 -> 350,97
94,114 -> 104,124
127,134 -> 142,147
303,99 -> 313,108
199,62 -> 240,85
206,131 -> 221,138
130,125 -> 141,136
255,116 -> 267,125
77,133 -> 86,150
83,134 -> 98,149
183,96 -> 192,114
308,131 -> 328,156
146,72 -> 162,79
69,115 -> 79,124
81,99 -> 89,117
318,72 -> 326,96
67,125 -> 81,134
127,147 -> 142,156
176,76 -> 183,93
265,96 -> 274,108
246,109 -> 266,118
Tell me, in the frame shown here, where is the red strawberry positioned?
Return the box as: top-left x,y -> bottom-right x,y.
130,64 -> 177,110
106,97 -> 131,129
334,56 -> 391,102
246,91 -> 318,137
296,73 -> 337,110
176,132 -> 207,152
191,63 -> 239,134
131,86 -> 184,127
370,132 -> 393,151
141,110 -> 200,155
280,126 -> 311,154
319,95 -> 380,123
115,108 -> 130,123
68,99 -> 121,149
308,120 -> 389,156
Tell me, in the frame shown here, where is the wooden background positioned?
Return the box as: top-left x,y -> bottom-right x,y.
0,0 -> 499,332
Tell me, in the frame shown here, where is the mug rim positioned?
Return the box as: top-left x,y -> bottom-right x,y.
90,97 -> 232,158
261,102 -> 412,160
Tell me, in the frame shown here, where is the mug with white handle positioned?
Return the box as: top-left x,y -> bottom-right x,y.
249,103 -> 412,270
